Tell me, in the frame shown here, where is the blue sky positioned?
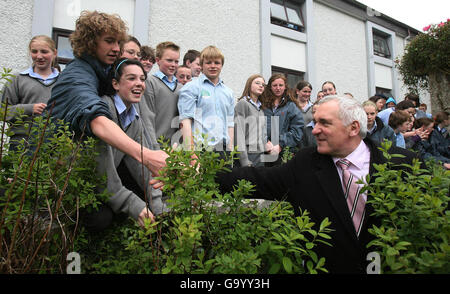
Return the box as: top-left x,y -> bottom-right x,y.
357,0 -> 449,31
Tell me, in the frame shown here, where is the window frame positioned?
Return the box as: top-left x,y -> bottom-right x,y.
270,0 -> 305,33
52,27 -> 74,67
372,30 -> 391,59
271,65 -> 305,89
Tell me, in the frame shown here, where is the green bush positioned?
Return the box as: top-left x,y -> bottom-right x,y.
364,141 -> 450,273
81,141 -> 333,274
0,109 -> 108,273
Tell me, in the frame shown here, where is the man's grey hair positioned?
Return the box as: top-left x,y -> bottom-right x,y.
316,95 -> 368,138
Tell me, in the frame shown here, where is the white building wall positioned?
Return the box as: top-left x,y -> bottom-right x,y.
0,0 -> 34,74
313,2 -> 369,102
148,0 -> 261,100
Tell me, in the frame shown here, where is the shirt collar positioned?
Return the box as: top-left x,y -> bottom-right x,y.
199,73 -> 223,86
368,120 -> 377,134
154,70 -> 178,83
246,96 -> 261,109
21,66 -> 59,80
302,101 -> 313,111
333,140 -> 370,171
113,94 -> 139,126
307,120 -> 315,128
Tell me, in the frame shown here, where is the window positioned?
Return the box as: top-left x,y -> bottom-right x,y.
373,31 -> 391,59
272,66 -> 304,89
52,28 -> 74,70
270,0 -> 305,32
375,87 -> 392,98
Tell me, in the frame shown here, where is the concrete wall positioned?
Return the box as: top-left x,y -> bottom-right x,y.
0,0 -> 34,74
148,0 -> 261,99
313,1 -> 369,101
0,0 -> 430,108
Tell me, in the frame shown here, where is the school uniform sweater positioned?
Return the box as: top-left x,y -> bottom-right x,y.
140,75 -> 182,147
2,72 -> 58,142
96,95 -> 164,220
234,97 -> 267,167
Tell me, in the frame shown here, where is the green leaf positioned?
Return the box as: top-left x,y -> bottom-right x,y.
269,263 -> 281,274
282,257 -> 293,273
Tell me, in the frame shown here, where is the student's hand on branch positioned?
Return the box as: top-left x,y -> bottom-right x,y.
137,207 -> 155,228
143,149 -> 169,177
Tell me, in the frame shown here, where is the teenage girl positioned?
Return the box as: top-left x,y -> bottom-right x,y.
260,74 -> 304,165
234,74 -> 273,167
2,35 -> 59,149
83,58 -> 164,231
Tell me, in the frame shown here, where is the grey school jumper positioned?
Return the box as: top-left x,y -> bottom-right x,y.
2,72 -> 57,144
96,95 -> 164,220
140,75 -> 182,147
234,98 -> 267,167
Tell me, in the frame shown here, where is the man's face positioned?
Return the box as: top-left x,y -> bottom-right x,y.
312,100 -> 356,157
95,34 -> 121,65
156,49 -> 180,78
202,58 -> 223,84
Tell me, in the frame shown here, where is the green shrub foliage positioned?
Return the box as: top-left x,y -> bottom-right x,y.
82,141 -> 333,274
364,141 -> 450,273
0,101 -> 109,272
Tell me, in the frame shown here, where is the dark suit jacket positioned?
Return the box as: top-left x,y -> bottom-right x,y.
216,138 -> 419,273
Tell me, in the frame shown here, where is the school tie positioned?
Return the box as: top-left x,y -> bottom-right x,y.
336,159 -> 366,237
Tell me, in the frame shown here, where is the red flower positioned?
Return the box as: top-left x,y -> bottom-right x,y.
438,22 -> 445,27
423,25 -> 431,31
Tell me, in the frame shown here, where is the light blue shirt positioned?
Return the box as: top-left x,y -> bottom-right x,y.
113,94 -> 139,129
154,70 -> 178,91
377,107 -> 395,126
21,66 -> 59,85
394,132 -> 405,148
178,74 -> 234,146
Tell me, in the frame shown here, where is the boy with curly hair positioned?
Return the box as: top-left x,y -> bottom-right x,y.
47,11 -> 168,227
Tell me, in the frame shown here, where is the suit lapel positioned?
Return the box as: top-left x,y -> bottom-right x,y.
313,152 -> 359,244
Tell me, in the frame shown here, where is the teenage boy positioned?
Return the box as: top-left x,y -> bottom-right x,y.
178,45 -> 234,154
183,49 -> 201,77
140,41 -> 182,147
175,65 -> 192,85
47,11 -> 168,229
48,10 -> 168,177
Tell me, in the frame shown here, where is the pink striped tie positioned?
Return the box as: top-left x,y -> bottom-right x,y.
336,159 -> 366,237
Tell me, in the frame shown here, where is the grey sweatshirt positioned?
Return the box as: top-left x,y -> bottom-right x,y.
96,95 -> 164,220
2,72 -> 57,138
234,97 -> 267,167
139,75 -> 182,147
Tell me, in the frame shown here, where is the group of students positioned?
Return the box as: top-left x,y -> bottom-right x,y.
2,10 -> 449,234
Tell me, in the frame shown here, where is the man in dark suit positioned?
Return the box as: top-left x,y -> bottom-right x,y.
215,96 -> 419,274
